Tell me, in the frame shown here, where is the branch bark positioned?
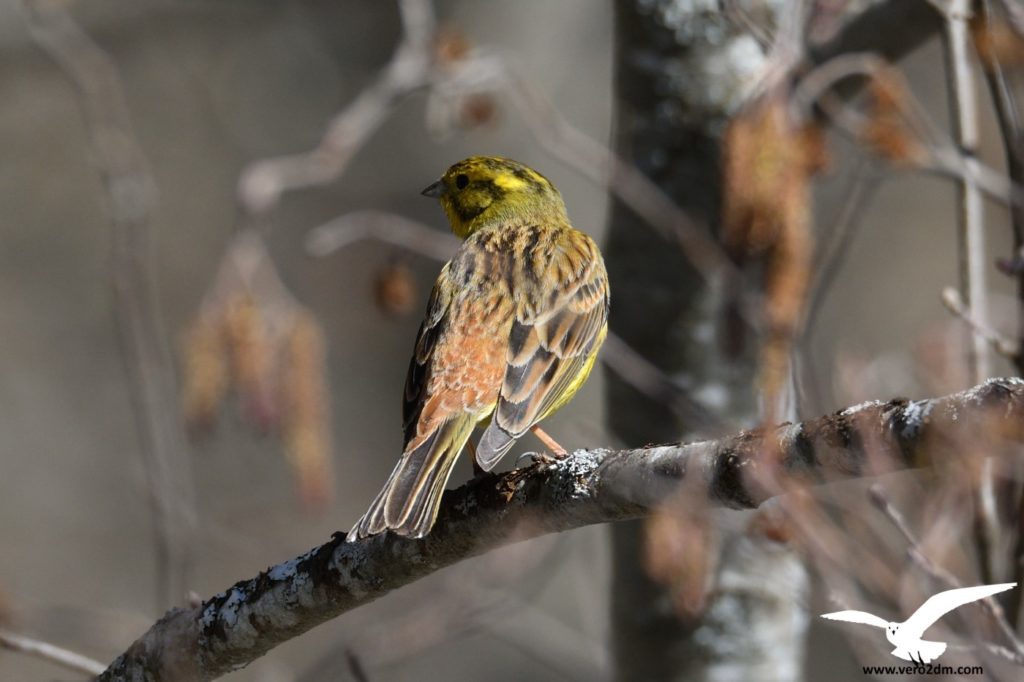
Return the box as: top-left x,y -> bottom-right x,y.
98,377 -> 1024,681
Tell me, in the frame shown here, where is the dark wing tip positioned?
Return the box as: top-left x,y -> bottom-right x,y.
476,424 -> 517,471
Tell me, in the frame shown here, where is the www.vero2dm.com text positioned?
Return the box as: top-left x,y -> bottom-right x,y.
861,663 -> 983,676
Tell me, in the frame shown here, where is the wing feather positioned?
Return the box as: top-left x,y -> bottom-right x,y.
402,267 -> 454,444
476,232 -> 608,470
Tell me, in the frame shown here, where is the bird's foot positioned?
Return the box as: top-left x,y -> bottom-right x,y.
549,445 -> 569,459
515,446 -> 571,469
515,450 -> 557,468
530,425 -> 568,459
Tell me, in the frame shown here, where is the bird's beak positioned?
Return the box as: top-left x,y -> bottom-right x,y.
421,180 -> 447,198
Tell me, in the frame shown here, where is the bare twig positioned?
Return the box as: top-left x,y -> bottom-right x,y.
240,0 -> 729,295
944,0 -> 997,584
942,287 -> 1019,358
306,210 -> 459,261
0,628 -> 106,677
979,642 -> 1024,666
241,0 -> 733,288
807,0 -> 943,63
799,158 -> 881,413
499,67 -> 737,285
722,0 -> 774,50
795,51 -> 1024,211
868,485 -> 1024,662
238,0 -> 434,216
601,333 -> 720,429
998,0 -> 1024,36
980,0 -> 1024,375
23,0 -> 196,609
343,649 -> 370,682
803,158 -> 879,336
978,0 -> 1024,628
96,378 -> 1024,681
753,0 -> 810,98
946,0 -> 992,382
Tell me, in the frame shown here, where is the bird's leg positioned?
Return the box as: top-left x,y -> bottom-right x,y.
530,425 -> 568,458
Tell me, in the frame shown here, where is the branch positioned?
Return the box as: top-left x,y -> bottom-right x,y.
237,0 -> 434,215
946,0 -> 992,383
807,0 -> 941,66
99,378 -> 1024,680
980,0 -> 1024,377
0,629 -> 106,677
868,485 -> 1024,662
242,0 -> 732,288
942,286 -> 1019,358
23,0 -> 196,608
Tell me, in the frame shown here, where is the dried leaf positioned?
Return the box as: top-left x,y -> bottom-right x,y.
644,494 -> 717,618
181,313 -> 229,435
860,68 -> 926,165
224,294 -> 278,431
373,261 -> 417,316
722,95 -> 824,256
459,93 -> 498,128
747,505 -> 794,544
972,12 -> 1024,67
282,312 -> 335,512
180,230 -> 336,511
721,94 -> 822,413
435,25 -> 471,65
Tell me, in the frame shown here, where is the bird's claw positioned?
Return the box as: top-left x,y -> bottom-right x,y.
514,449 -> 567,468
515,451 -> 545,467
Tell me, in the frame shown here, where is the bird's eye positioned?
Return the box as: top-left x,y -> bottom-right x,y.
455,173 -> 469,189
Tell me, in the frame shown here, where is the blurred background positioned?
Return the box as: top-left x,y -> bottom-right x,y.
1,0 -> 1023,680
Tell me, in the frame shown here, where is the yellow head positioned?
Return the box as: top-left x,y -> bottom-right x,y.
421,156 -> 567,239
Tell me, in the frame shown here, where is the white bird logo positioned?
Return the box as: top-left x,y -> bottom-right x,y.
821,582 -> 1016,664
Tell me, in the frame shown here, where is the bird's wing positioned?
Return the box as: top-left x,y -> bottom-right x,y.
901,583 -> 1016,640
349,252 -> 514,540
401,255 -> 512,450
820,611 -> 889,628
401,264 -> 454,443
476,225 -> 609,470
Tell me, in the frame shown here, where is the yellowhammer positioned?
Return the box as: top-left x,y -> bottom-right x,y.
349,156 -> 609,540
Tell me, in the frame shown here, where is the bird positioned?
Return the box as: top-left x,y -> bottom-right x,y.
348,156 -> 609,541
821,582 -> 1016,664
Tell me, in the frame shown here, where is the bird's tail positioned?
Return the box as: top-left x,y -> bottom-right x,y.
348,415 -> 475,541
